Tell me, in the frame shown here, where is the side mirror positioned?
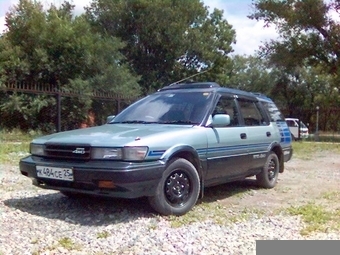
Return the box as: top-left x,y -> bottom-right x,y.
106,115 -> 115,123
211,114 -> 231,127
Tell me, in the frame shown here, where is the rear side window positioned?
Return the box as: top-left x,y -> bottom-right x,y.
238,100 -> 268,126
261,101 -> 285,122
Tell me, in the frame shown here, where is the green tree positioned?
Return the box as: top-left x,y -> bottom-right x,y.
249,0 -> 340,75
249,0 -> 340,131
85,0 -> 236,93
0,0 -> 140,131
227,55 -> 273,94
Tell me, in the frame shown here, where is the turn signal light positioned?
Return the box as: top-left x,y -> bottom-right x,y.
98,180 -> 115,189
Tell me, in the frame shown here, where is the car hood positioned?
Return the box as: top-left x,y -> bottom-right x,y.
32,124 -> 196,147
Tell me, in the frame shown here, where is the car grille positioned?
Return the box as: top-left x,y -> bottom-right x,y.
44,143 -> 91,160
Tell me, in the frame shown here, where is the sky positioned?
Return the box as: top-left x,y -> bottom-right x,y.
0,0 -> 278,55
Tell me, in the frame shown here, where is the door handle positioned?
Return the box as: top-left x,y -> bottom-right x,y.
266,132 -> 271,137
240,133 -> 247,139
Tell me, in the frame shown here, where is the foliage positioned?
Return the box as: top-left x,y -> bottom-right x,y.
0,0 -> 140,132
226,55 -> 273,94
85,0 -> 236,93
0,92 -> 56,131
2,0 -> 340,133
249,0 -> 340,130
250,0 -> 340,75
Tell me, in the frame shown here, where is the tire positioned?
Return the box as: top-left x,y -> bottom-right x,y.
148,158 -> 200,216
256,152 -> 279,189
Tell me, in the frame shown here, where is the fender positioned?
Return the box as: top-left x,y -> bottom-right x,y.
267,141 -> 284,173
160,144 -> 207,197
267,141 -> 282,151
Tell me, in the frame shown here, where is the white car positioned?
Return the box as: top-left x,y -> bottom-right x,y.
285,118 -> 309,140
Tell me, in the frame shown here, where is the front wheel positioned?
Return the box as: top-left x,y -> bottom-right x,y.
256,152 -> 279,189
148,158 -> 200,216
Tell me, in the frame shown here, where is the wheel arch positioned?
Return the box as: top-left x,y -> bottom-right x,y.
269,143 -> 284,173
160,145 -> 204,196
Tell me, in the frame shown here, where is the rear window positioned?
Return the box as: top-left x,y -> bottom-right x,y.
261,101 -> 285,122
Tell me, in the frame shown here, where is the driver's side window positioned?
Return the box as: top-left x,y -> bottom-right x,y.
213,97 -> 239,127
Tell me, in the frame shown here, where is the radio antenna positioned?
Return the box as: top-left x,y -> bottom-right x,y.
169,68 -> 211,86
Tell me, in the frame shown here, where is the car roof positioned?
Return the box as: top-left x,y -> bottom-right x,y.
159,82 -> 263,101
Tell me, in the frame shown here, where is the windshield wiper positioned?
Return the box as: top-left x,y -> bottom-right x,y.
160,120 -> 199,125
112,120 -> 198,125
113,120 -> 161,124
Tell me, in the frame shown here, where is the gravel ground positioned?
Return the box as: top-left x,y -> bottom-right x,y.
1,159 -> 340,255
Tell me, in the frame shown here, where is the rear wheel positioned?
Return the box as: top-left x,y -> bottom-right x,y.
148,158 -> 200,216
256,152 -> 279,189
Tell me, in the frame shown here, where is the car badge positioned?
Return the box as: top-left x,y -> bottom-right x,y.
72,148 -> 86,154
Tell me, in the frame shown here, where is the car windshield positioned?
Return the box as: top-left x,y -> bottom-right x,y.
111,91 -> 213,125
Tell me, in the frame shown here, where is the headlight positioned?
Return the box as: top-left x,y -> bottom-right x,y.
91,148 -> 123,160
123,146 -> 148,161
30,144 -> 45,156
91,146 -> 148,161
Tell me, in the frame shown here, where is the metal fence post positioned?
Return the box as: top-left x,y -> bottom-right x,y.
56,85 -> 61,133
315,106 -> 319,141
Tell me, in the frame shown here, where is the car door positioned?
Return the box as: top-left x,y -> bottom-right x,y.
237,98 -> 273,172
205,94 -> 249,186
286,119 -> 299,138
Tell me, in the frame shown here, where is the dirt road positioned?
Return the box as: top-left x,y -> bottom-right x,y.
209,150 -> 340,212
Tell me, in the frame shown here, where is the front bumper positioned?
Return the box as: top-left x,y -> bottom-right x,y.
19,156 -> 165,198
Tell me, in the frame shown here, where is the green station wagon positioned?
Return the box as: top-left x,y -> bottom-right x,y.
19,82 -> 293,215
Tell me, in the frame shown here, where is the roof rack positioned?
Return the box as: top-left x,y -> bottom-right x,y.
159,82 -> 220,91
252,92 -> 271,100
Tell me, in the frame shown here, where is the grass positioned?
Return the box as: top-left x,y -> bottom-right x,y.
167,201 -> 265,228
54,237 -> 82,251
0,129 -> 42,142
285,192 -> 340,236
167,202 -> 226,228
0,129 -> 41,164
31,237 -> 82,255
97,230 -> 110,239
285,202 -> 340,236
305,133 -> 340,143
292,141 -> 340,159
322,191 -> 340,200
284,143 -> 340,235
0,141 -> 30,164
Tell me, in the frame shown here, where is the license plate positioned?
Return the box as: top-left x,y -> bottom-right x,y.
36,166 -> 74,181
